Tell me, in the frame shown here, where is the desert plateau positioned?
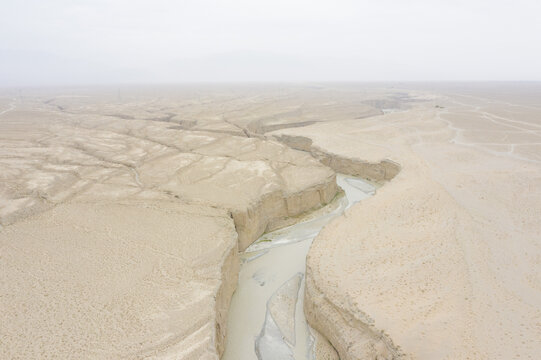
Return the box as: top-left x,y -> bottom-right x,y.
0,83 -> 539,360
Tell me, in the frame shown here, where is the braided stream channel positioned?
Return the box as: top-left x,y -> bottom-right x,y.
223,175 -> 376,360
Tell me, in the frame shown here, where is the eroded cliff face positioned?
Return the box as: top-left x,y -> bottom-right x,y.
215,243 -> 240,357
304,266 -> 403,360
232,174 -> 337,251
272,134 -> 400,183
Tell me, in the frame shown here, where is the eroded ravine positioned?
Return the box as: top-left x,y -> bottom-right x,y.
222,175 -> 377,360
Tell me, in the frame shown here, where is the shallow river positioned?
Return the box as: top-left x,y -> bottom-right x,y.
222,175 -> 376,360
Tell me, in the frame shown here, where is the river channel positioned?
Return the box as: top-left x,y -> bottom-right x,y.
222,174 -> 376,360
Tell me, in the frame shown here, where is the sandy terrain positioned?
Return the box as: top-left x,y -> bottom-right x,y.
1,201 -> 238,359
272,84 -> 541,359
1,83 -> 539,359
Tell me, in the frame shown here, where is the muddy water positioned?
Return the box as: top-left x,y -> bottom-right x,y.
222,175 -> 376,360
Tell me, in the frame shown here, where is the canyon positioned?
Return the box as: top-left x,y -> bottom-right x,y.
1,83 -> 540,359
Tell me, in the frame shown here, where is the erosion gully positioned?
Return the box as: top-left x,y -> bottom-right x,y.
223,174 -> 376,360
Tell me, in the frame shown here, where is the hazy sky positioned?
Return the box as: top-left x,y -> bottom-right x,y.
1,0 -> 540,85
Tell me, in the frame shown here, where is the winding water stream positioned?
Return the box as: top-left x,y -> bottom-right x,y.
222,175 -> 376,360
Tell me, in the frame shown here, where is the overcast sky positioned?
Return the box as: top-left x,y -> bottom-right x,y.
1,0 -> 540,86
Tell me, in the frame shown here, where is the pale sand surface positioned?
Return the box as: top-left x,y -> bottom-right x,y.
1,201 -> 238,359
272,84 -> 541,359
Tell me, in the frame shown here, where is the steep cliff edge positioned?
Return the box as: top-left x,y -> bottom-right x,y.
231,172 -> 337,251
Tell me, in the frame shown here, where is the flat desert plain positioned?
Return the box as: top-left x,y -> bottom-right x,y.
0,83 -> 540,359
